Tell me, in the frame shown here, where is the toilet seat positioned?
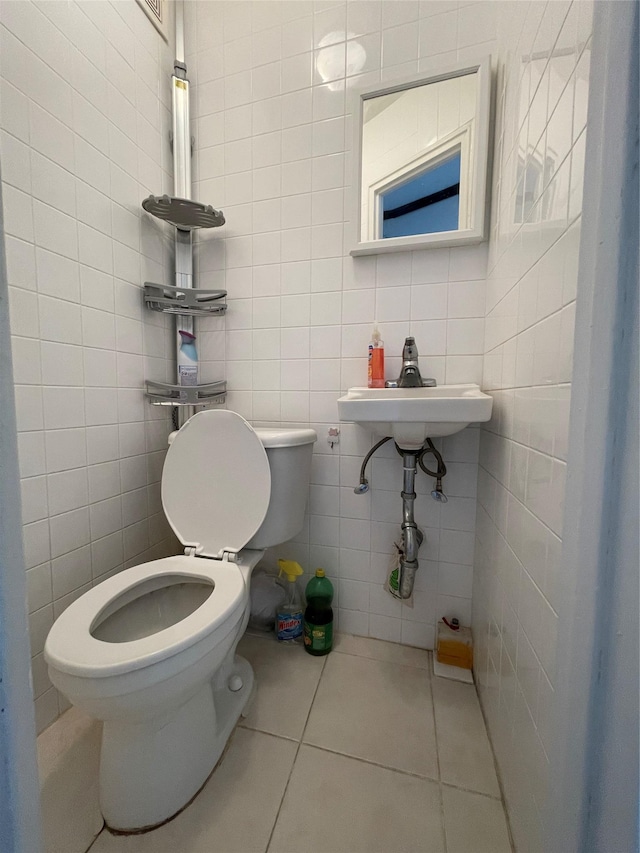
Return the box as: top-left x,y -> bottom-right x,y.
45,556 -> 245,678
46,412 -> 272,681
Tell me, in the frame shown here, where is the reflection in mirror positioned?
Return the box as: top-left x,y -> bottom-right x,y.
361,73 -> 477,241
513,43 -> 588,227
351,58 -> 492,255
381,149 -> 461,238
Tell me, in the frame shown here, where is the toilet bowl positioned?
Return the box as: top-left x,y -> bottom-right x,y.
45,410 -> 316,832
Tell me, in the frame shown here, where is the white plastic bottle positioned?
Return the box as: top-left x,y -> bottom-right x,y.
178,330 -> 198,386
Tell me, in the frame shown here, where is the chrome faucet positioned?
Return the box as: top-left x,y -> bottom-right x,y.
396,337 -> 436,388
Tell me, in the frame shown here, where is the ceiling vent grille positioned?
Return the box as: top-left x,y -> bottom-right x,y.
136,0 -> 167,40
144,0 -> 162,23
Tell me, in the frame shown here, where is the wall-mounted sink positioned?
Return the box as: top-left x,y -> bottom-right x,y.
337,384 -> 493,449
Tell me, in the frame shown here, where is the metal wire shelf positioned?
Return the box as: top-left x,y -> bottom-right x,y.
144,282 -> 227,316
145,380 -> 227,407
141,194 -> 225,230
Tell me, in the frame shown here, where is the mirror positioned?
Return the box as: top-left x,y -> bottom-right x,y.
350,58 -> 493,256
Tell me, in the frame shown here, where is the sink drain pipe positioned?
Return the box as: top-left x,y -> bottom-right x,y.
354,437 -> 447,600
397,450 -> 422,599
397,441 -> 446,598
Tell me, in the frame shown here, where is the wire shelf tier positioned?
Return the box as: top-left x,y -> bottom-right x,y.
144,282 -> 227,316
142,194 -> 225,230
145,380 -> 227,407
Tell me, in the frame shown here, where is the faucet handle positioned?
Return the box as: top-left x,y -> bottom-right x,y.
402,336 -> 418,359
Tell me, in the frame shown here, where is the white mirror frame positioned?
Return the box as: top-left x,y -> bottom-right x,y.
349,56 -> 493,256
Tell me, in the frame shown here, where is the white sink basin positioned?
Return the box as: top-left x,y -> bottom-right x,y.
337,384 -> 493,449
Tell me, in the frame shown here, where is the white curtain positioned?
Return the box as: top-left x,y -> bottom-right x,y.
547,2 -> 639,851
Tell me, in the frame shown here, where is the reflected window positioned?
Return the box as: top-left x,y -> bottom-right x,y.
381,151 -> 461,238
515,152 -> 556,223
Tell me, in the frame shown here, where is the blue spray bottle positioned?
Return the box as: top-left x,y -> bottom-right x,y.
178,330 -> 198,387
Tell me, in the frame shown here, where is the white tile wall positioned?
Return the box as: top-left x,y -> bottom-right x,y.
3,5 -> 592,786
186,0 -> 498,650
471,1 -> 593,850
1,0 -> 180,731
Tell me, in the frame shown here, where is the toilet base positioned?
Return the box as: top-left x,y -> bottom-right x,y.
100,655 -> 254,832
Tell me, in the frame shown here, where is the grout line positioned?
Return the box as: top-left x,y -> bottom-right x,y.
440,780 -> 505,802
429,657 -> 443,784
297,741 -> 441,785
474,683 -> 516,853
237,723 -> 300,744
85,827 -> 102,853
299,656 -> 329,746
263,654 -> 328,853
330,647 -> 432,672
297,741 -> 504,802
429,661 -> 448,853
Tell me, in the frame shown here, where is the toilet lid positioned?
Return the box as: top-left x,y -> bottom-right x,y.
161,410 -> 271,559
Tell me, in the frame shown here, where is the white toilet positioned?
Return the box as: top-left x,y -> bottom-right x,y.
44,410 -> 316,833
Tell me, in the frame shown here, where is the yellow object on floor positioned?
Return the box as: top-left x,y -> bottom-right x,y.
436,620 -> 473,670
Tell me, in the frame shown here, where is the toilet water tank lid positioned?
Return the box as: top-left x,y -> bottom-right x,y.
161,410 -> 271,559
253,427 -> 318,448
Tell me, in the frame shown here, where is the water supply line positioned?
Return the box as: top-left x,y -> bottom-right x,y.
419,438 -> 448,503
353,436 -> 393,494
354,437 -> 448,599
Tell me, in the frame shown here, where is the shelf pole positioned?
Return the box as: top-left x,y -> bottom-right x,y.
172,0 -> 194,426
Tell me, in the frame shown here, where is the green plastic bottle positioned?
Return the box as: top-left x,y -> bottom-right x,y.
303,569 -> 334,656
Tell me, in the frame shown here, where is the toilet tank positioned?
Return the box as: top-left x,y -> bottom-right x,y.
245,428 -> 317,549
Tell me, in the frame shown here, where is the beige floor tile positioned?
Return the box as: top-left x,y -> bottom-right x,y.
304,652 -> 438,778
89,728 -> 297,853
238,632 -> 326,739
334,632 -> 431,669
442,786 -> 512,853
268,745 -> 445,853
38,706 -> 103,853
432,677 -> 501,796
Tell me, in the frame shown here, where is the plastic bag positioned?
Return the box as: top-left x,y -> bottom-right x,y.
249,569 -> 286,631
386,539 -> 414,607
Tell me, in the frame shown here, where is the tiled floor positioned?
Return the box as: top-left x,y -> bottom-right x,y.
88,633 -> 512,853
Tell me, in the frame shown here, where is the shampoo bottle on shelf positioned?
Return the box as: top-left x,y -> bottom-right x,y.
367,324 -> 384,388
178,330 -> 198,387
